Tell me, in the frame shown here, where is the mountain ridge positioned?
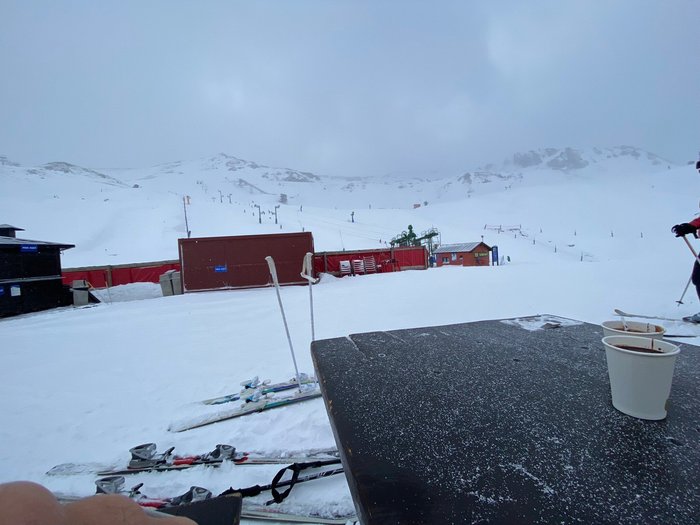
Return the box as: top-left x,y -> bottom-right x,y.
1,144 -> 694,268
1,145 -> 676,186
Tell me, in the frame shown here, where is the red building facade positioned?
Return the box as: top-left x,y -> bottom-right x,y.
434,242 -> 491,267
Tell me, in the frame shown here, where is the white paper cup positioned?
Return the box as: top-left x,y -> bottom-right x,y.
602,335 -> 680,420
601,320 -> 665,339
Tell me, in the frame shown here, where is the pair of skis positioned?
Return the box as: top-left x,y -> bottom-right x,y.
170,383 -> 323,433
173,252 -> 320,432
200,373 -> 317,406
613,309 -> 700,336
47,442 -> 339,476
614,308 -> 700,323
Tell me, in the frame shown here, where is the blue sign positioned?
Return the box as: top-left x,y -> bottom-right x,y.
492,245 -> 499,265
214,265 -> 228,273
0,287 -> 4,296
20,245 -> 38,253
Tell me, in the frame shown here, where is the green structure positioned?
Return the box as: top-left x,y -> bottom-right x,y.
390,225 -> 439,254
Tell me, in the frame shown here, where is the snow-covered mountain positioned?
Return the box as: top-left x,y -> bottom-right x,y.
501,145 -> 673,172
437,146 -> 677,199
0,146 -> 689,268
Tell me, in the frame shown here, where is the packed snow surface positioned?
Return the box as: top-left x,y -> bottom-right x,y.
1,148 -> 699,521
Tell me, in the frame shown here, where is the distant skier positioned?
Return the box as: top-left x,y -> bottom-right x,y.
669,152 -> 700,320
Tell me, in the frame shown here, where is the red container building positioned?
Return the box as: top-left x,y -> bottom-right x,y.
178,232 -> 314,292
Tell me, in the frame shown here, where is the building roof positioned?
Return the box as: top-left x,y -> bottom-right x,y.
434,242 -> 490,254
0,224 -> 24,231
0,236 -> 74,250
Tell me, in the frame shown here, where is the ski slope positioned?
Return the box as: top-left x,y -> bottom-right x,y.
1,149 -> 699,521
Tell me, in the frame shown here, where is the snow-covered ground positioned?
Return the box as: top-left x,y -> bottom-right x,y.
1,149 -> 699,521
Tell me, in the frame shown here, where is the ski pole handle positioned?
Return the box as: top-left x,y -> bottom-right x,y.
300,252 -> 315,282
265,256 -> 279,285
682,235 -> 700,262
683,235 -> 698,255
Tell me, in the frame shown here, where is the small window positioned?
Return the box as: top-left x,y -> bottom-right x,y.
442,257 -> 449,264
451,253 -> 457,261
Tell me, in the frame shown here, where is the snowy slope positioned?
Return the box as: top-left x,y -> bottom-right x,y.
0,145 -> 684,267
1,147 -> 698,521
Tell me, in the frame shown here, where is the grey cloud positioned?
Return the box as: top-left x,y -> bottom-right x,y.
0,0 -> 698,176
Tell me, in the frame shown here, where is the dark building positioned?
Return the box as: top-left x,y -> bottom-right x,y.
0,224 -> 75,317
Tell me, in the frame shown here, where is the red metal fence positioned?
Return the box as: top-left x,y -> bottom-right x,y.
62,260 -> 180,288
314,246 -> 428,276
62,243 -> 428,289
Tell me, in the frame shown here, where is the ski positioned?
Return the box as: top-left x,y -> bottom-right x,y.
241,504 -> 358,524
54,477 -> 213,508
48,442 -> 338,476
54,492 -> 356,524
170,385 -> 323,433
613,309 -> 700,324
57,460 -> 345,516
48,443 -> 231,476
232,447 -> 339,466
201,373 -> 317,406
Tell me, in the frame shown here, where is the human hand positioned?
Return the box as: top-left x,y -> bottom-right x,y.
0,481 -> 196,525
671,223 -> 697,237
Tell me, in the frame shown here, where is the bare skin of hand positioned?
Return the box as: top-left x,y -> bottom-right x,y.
0,481 -> 196,525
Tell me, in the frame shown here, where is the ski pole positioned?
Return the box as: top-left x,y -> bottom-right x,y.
300,252 -> 318,342
682,234 -> 700,261
265,256 -> 302,392
678,235 -> 700,306
220,458 -> 343,503
677,274 -> 693,305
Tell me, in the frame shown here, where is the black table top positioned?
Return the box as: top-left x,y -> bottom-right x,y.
311,315 -> 700,525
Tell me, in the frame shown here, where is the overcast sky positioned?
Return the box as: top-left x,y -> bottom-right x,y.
1,1 -> 698,177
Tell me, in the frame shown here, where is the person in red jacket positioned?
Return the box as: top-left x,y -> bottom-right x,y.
670,157 -> 700,319
669,155 -> 700,314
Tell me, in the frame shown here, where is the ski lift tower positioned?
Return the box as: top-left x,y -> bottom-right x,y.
390,225 -> 439,256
